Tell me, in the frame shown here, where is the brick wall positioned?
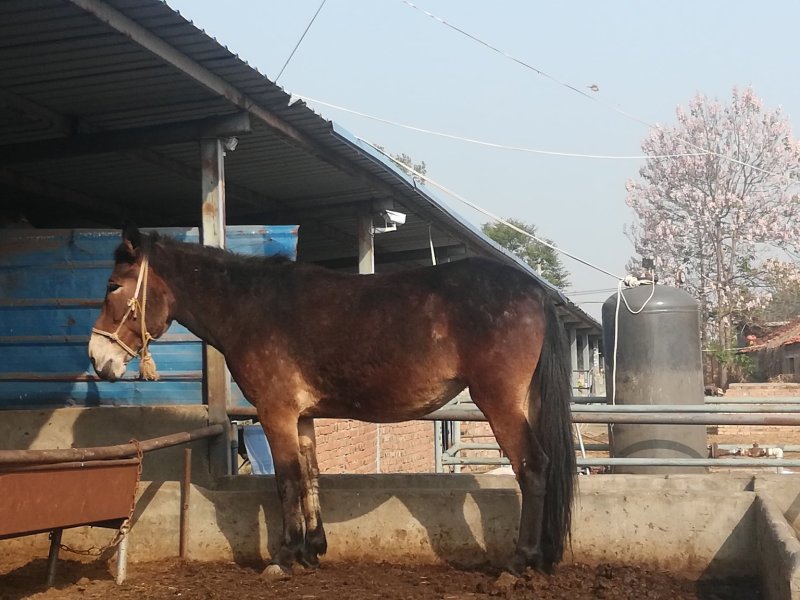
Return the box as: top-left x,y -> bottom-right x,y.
458,421 -> 501,473
717,383 -> 800,439
379,421 -> 435,473
314,419 -> 435,474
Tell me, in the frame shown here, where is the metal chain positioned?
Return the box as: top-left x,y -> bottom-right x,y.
59,439 -> 144,557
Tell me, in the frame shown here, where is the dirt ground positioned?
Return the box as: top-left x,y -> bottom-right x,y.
0,557 -> 761,600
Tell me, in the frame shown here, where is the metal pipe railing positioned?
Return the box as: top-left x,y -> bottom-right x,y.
0,424 -> 224,466
423,408 -> 800,425
440,455 -> 800,468
573,403 -> 800,413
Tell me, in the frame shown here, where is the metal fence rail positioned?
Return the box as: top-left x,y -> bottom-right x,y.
432,396 -> 800,471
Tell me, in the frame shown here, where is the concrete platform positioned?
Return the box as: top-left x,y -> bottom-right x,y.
2,472 -> 800,599
3,407 -> 800,598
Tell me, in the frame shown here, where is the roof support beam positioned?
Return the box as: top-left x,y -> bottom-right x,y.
0,168 -> 123,223
0,112 -> 251,165
68,0 -> 413,204
0,88 -> 75,134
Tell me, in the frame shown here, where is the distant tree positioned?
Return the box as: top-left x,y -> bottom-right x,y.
481,219 -> 570,288
374,146 -> 426,184
755,277 -> 800,324
625,87 -> 800,386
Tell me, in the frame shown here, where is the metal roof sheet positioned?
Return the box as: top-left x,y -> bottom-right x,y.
0,0 -> 599,331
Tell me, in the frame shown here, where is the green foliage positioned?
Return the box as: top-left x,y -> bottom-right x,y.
373,146 -> 426,184
756,280 -> 800,324
481,219 -> 570,288
707,341 -> 756,382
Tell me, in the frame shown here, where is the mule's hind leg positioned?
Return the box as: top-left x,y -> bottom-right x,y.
470,384 -> 549,575
297,417 -> 327,567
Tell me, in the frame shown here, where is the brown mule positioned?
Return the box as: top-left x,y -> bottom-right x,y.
89,226 -> 576,576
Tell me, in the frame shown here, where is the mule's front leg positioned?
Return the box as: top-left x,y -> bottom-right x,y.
260,416 -> 306,578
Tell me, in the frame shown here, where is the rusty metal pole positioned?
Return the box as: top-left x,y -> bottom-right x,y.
45,528 -> 62,586
179,447 -> 192,560
201,137 -> 231,478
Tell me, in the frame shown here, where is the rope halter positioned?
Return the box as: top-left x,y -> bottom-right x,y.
91,256 -> 159,381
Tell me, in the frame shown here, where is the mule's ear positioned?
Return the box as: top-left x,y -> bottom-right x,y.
121,222 -> 142,258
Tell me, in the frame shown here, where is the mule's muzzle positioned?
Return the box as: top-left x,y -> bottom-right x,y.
88,333 -> 129,381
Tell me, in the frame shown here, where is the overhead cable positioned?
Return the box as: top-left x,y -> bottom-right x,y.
398,0 -> 794,181
294,94 -> 707,160
275,0 -> 328,83
363,138 -> 624,281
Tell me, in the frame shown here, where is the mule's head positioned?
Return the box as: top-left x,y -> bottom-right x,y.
88,225 -> 173,381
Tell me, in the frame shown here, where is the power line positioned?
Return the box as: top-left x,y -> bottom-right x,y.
398,0 -> 794,182
294,94 -> 707,160
363,138 -> 625,281
275,0 -> 328,83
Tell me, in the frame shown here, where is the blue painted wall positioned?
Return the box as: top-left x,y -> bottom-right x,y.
0,226 -> 298,410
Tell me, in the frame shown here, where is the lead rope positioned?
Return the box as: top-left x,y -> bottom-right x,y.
136,262 -> 158,381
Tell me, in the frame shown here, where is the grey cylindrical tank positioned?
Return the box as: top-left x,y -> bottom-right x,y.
602,285 -> 707,474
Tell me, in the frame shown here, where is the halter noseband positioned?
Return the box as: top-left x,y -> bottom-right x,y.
92,256 -> 159,381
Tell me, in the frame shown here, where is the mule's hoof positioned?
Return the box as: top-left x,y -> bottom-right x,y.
505,555 -> 526,577
537,561 -> 555,575
494,571 -> 520,592
298,553 -> 320,570
261,563 -> 292,581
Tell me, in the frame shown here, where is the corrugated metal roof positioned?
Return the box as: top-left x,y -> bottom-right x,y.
0,0 -> 599,331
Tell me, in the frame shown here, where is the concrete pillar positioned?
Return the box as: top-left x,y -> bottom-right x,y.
568,327 -> 578,391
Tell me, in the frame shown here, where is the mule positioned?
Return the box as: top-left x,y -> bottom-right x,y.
88,225 -> 576,576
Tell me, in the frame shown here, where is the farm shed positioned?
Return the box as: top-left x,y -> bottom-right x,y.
0,0 -> 601,476
741,319 -> 800,382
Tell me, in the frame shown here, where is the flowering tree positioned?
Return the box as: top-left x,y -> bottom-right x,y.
626,87 -> 800,385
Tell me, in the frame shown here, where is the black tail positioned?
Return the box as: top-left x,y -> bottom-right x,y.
534,299 -> 576,565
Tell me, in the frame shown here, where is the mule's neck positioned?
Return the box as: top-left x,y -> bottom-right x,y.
149,241 -> 260,353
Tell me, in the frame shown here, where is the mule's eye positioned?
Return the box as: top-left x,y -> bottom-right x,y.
107,282 -> 122,294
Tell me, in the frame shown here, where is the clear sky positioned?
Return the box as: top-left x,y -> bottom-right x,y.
166,1 -> 800,319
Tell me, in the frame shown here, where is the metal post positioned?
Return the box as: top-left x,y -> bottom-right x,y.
568,327 -> 578,391
46,528 -> 62,587
180,447 -> 192,560
434,421 -> 443,473
201,138 -> 231,478
580,332 -> 590,388
357,212 -> 375,275
115,522 -> 129,585
357,211 -> 380,472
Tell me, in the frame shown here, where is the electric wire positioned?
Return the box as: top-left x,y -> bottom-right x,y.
397,0 -> 795,181
275,0 -> 328,83
294,94 -> 706,160
363,139 -> 624,281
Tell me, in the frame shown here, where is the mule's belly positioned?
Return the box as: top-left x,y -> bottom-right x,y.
309,377 -> 466,422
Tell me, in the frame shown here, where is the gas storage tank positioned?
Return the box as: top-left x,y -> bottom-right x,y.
602,284 -> 707,474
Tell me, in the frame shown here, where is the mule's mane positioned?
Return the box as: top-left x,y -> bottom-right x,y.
117,231 -> 294,270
